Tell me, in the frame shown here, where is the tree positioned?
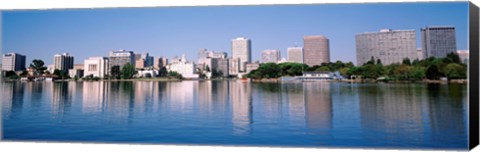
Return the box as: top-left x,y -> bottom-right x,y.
111,65 -> 121,79
5,71 -> 19,79
167,71 -> 183,79
29,59 -> 47,75
121,63 -> 136,79
446,52 -> 461,64
409,66 -> 426,80
426,65 -> 443,80
376,59 -> 382,65
158,67 -> 168,77
393,64 -> 412,80
402,58 -> 411,66
444,63 -> 466,79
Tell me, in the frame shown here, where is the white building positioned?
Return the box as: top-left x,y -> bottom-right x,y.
232,37 -> 252,72
287,47 -> 303,63
166,54 -> 199,79
84,57 -> 109,78
2,52 -> 26,71
457,50 -> 469,64
261,49 -> 281,63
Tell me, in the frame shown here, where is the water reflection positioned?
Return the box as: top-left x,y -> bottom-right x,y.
1,80 -> 468,149
230,81 -> 253,135
303,82 -> 332,136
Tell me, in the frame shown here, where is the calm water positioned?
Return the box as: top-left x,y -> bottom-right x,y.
1,80 -> 468,149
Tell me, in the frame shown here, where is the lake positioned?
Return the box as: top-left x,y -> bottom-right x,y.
1,80 -> 468,150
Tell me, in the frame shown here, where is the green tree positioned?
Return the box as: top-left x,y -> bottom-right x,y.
29,59 -> 47,75
111,65 -> 121,79
167,71 -> 183,79
409,66 -> 426,80
121,63 -> 136,79
446,52 -> 461,64
5,71 -> 19,79
426,65 -> 443,80
444,63 -> 467,79
158,67 -> 168,77
402,58 -> 411,66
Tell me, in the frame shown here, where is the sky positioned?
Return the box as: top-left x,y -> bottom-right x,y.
1,2 -> 469,65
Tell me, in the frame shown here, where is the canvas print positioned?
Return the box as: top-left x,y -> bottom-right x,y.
0,1 -> 474,150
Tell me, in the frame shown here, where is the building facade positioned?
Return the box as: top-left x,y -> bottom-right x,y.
421,26 -> 457,58
84,57 -> 109,78
154,57 -> 168,69
229,57 -> 240,76
2,53 -> 26,71
261,49 -> 281,63
246,62 -> 260,74
166,54 -> 199,79
356,29 -> 417,65
287,47 -> 303,63
108,50 -> 135,73
303,35 -> 330,66
232,37 -> 251,72
53,53 -> 74,72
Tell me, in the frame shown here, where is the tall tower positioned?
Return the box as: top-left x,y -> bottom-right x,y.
421,26 -> 457,58
232,37 -> 251,72
303,35 -> 330,66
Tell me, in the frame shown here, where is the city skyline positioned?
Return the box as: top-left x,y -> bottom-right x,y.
2,2 -> 469,65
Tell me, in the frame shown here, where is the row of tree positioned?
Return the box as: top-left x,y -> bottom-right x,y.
246,52 -> 467,81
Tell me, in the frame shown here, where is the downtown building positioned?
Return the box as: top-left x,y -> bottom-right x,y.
2,52 -> 26,72
198,49 -> 229,77
84,57 -> 109,78
303,35 -> 330,66
355,29 -> 417,65
53,53 -> 74,72
108,50 -> 135,73
154,56 -> 168,70
231,37 -> 252,72
287,47 -> 303,64
166,54 -> 199,79
134,52 -> 154,69
261,49 -> 281,63
421,26 -> 457,58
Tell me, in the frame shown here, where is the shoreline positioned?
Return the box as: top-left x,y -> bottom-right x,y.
1,78 -> 468,84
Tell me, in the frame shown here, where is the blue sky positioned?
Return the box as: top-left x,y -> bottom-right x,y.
1,2 -> 469,65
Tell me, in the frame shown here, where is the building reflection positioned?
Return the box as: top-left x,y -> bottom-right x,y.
284,82 -> 306,126
1,82 -> 25,118
198,81 -> 213,114
51,82 -> 73,118
358,84 -> 426,142
82,81 -> 109,113
425,84 -> 467,145
230,80 -> 253,135
303,82 -> 332,135
166,81 -> 197,112
258,83 -> 284,120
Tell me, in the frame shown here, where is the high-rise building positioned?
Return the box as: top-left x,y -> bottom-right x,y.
303,35 -> 330,66
2,52 -> 26,71
416,48 -> 424,60
108,50 -> 135,72
84,57 -> 109,78
154,56 -> 168,69
198,49 -> 228,65
261,49 -> 281,63
53,53 -> 74,72
421,26 -> 457,58
135,53 -> 153,69
356,29 -> 417,65
232,37 -> 251,72
217,58 -> 229,77
287,47 -> 303,63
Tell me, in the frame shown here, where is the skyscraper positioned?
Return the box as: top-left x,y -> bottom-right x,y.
232,37 -> 251,72
2,52 -> 26,71
154,56 -> 168,69
303,36 -> 330,66
261,49 -> 281,63
356,29 -> 417,65
421,26 -> 457,58
53,53 -> 74,72
287,47 -> 303,63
